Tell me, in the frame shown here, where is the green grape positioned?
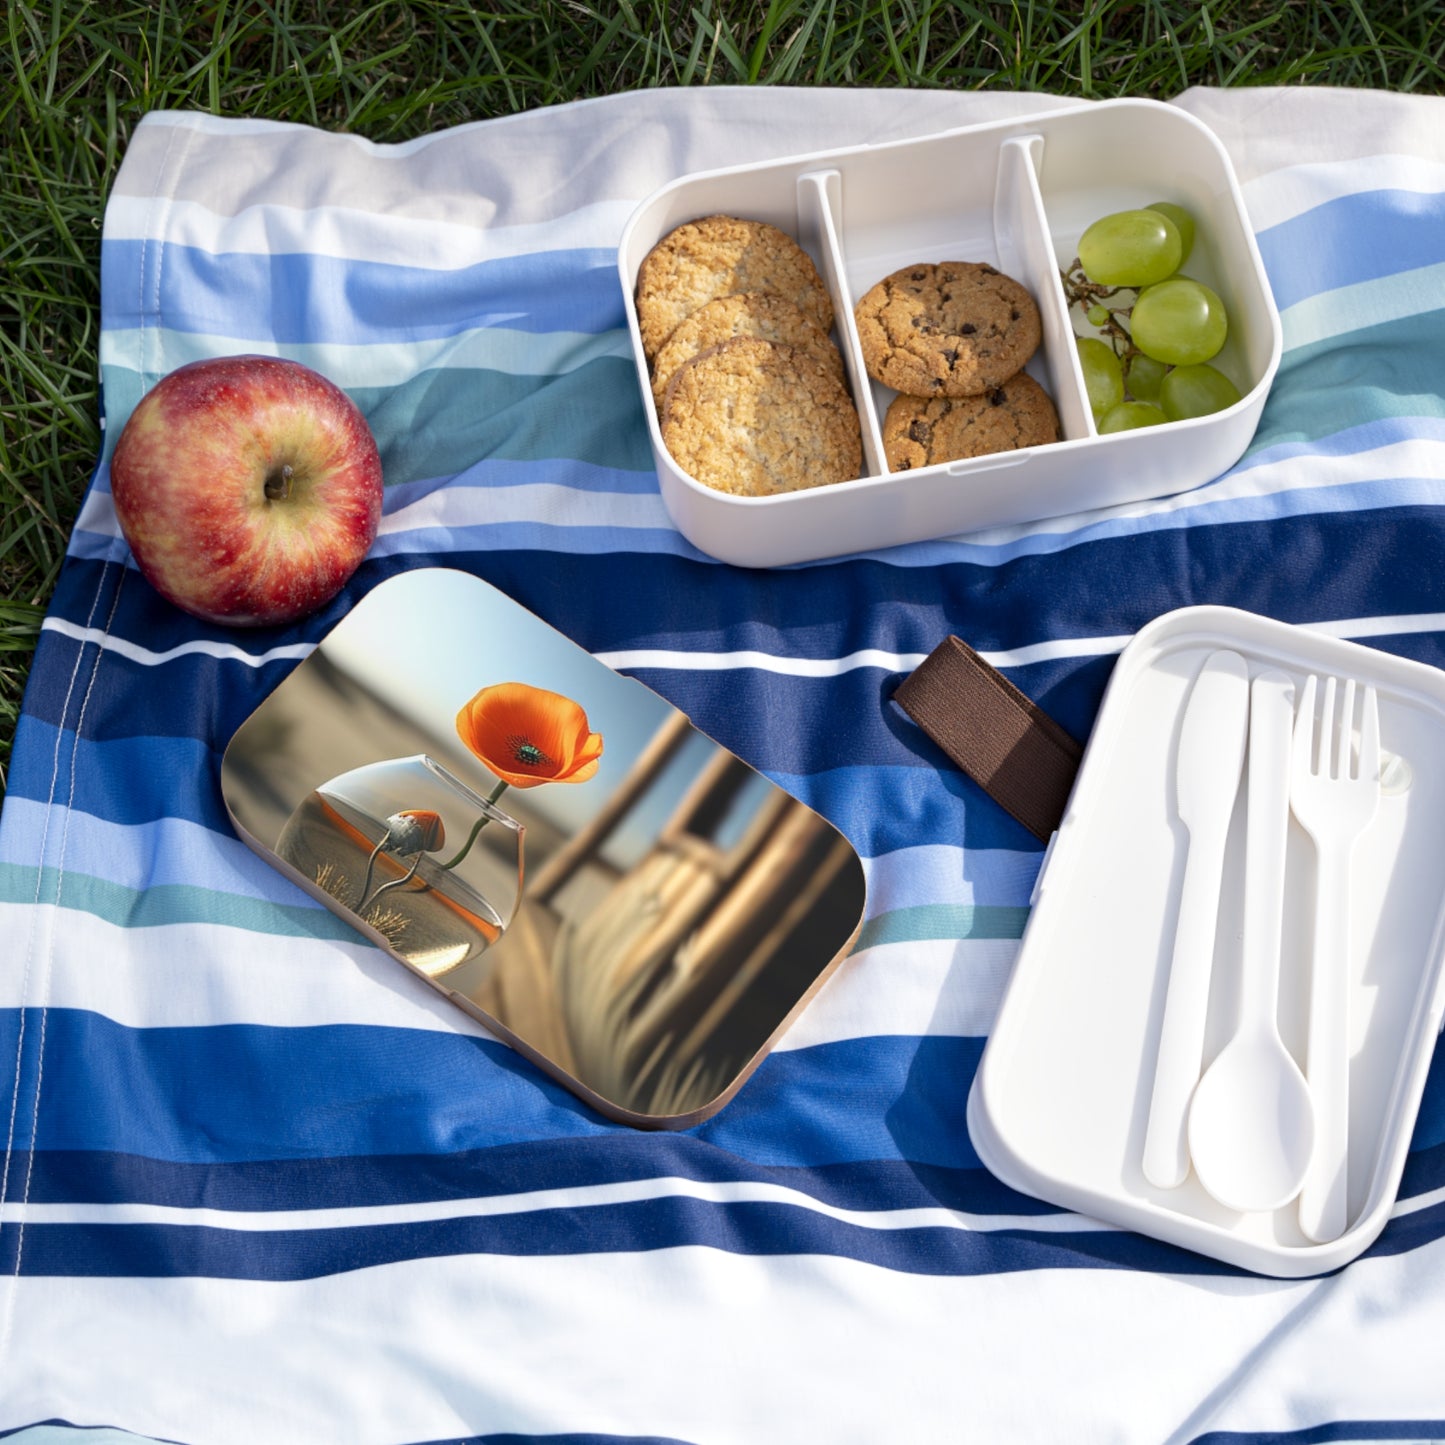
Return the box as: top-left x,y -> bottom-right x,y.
1130,277 -> 1228,366
1077,209 -> 1183,288
1086,304 -> 1111,327
1098,401 -> 1168,433
1125,353 -> 1168,404
1147,202 -> 1196,264
1160,363 -> 1242,420
1076,337 -> 1124,419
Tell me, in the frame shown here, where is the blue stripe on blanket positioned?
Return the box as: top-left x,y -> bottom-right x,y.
11,622 -> 1082,769
7,1139 -> 1440,1287
100,242 -> 626,342
1254,186 -> 1445,311
0,1427 -> 194,1445
8,1151 -> 1444,1287
98,187 -> 1445,354
8,1004 -> 1441,1195
37,506 -> 1445,678
1,1202 -> 1238,1281
23,1132 -> 1442,1227
7,723 -> 230,831
0,1427 -> 693,1445
13,1144 -> 1050,1215
1189,1421 -> 1445,1445
381,458 -> 665,499
368,522 -> 706,562
420,1435 -> 697,1445
73,410 -> 1445,584
412,1435 -> 697,1445
0,1011 -> 983,1170
69,469 -> 1445,579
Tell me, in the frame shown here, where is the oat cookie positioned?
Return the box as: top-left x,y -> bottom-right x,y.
882,373 -> 1059,471
854,261 -> 1041,397
660,336 -> 861,497
636,216 -> 835,360
650,291 -> 844,410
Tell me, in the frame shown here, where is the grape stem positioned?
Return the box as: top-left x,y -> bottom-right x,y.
1061,258 -> 1139,364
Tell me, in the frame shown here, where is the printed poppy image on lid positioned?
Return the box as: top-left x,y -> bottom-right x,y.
220,567 -> 866,1127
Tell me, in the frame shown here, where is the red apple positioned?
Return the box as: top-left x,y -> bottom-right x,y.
110,354 -> 384,627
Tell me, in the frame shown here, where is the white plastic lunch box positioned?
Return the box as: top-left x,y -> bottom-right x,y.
618,99 -> 1282,568
968,607 -> 1445,1277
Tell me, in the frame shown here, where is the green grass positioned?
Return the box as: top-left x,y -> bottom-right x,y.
3,0 -> 1444,797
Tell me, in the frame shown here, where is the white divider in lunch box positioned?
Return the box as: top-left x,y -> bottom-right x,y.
618,99 -> 1283,568
993,134 -> 1094,450
797,169 -> 886,478
967,607 -> 1445,1278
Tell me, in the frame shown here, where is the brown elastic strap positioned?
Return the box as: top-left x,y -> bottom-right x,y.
893,635 -> 1083,843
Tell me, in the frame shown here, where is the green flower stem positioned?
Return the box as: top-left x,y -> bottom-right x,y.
439,779 -> 509,870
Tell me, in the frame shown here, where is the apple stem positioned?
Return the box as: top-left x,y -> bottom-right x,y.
264,463 -> 294,501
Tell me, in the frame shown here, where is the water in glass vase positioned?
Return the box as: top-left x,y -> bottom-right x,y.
278,789 -> 504,976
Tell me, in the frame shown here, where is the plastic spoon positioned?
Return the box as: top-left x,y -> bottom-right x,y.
1142,649 -> 1251,1189
1188,669 -> 1315,1213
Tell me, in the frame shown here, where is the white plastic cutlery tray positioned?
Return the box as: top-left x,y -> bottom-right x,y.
967,606 -> 1445,1276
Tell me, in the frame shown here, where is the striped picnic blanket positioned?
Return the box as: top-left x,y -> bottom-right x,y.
3,85 -> 1445,1443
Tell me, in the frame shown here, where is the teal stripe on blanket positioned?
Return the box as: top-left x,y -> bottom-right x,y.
99,357 -> 655,484
0,857 -> 993,957
1252,308 -> 1445,452
0,862 -> 352,940
0,800 -> 1042,912
852,904 -> 1030,951
0,799 -> 292,897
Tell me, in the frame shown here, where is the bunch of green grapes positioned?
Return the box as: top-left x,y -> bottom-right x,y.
1064,203 -> 1241,433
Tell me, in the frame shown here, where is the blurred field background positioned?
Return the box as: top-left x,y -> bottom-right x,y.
3,0 -> 1444,795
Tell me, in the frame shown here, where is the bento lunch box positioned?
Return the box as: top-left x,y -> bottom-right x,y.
617,98 -> 1282,568
968,607 -> 1445,1277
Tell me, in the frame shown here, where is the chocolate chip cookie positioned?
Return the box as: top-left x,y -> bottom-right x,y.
882,373 -> 1059,471
660,336 -> 861,497
636,216 -> 835,361
650,291 -> 844,410
854,262 -> 1041,397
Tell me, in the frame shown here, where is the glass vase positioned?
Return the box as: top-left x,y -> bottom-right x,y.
276,754 -> 524,978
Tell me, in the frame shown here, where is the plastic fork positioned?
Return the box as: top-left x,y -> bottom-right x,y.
1290,674 -> 1381,1243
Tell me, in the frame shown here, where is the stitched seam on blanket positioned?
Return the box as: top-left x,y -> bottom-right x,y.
0,589 -> 96,1215
8,567 -> 129,1287
0,114 -> 191,1378
0,564 -> 113,1373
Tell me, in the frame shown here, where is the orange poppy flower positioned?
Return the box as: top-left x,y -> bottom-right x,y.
456,682 -> 603,789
